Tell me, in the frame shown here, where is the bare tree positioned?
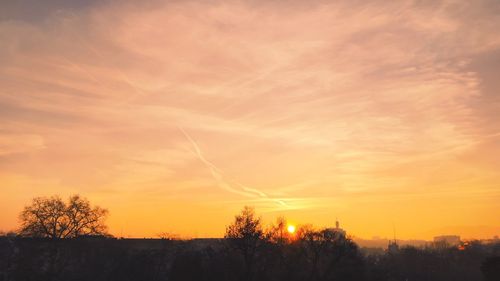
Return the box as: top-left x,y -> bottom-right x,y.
19,195 -> 108,238
266,216 -> 289,245
225,206 -> 263,281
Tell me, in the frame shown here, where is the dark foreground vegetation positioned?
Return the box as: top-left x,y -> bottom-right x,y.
0,196 -> 499,281
1,234 -> 499,281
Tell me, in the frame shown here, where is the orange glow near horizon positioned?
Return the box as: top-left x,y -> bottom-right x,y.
0,0 -> 499,240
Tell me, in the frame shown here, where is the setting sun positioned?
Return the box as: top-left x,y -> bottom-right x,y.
287,225 -> 296,234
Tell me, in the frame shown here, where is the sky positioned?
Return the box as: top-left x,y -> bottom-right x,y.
0,0 -> 499,240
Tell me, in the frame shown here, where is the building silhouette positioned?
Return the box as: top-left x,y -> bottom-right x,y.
326,219 -> 346,237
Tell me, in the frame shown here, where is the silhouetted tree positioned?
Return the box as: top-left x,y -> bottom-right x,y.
225,206 -> 264,281
3,199 -> 498,281
298,227 -> 364,281
19,195 -> 108,238
266,216 -> 290,245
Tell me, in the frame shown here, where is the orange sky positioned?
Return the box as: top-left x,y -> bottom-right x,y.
0,0 -> 499,240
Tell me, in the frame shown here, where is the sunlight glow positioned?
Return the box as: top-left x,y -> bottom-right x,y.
0,0 -> 498,240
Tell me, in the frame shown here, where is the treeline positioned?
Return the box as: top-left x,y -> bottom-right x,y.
1,229 -> 499,281
0,195 -> 499,281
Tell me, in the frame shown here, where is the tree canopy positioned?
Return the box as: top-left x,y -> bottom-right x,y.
19,195 -> 108,238
225,206 -> 263,240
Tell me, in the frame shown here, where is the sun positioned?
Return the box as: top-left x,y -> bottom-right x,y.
287,225 -> 296,234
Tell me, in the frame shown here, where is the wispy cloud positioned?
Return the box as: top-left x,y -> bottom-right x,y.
0,0 -> 499,238
179,126 -> 288,208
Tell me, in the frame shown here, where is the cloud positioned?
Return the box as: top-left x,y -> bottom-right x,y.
0,0 -> 499,237
0,134 -> 45,156
179,126 -> 288,208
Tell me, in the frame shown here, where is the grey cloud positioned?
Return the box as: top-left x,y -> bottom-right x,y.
0,0 -> 104,23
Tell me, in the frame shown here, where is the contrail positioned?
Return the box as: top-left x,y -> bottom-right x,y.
178,127 -> 288,207
237,183 -> 287,206
60,16 -> 292,208
178,127 -> 256,198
